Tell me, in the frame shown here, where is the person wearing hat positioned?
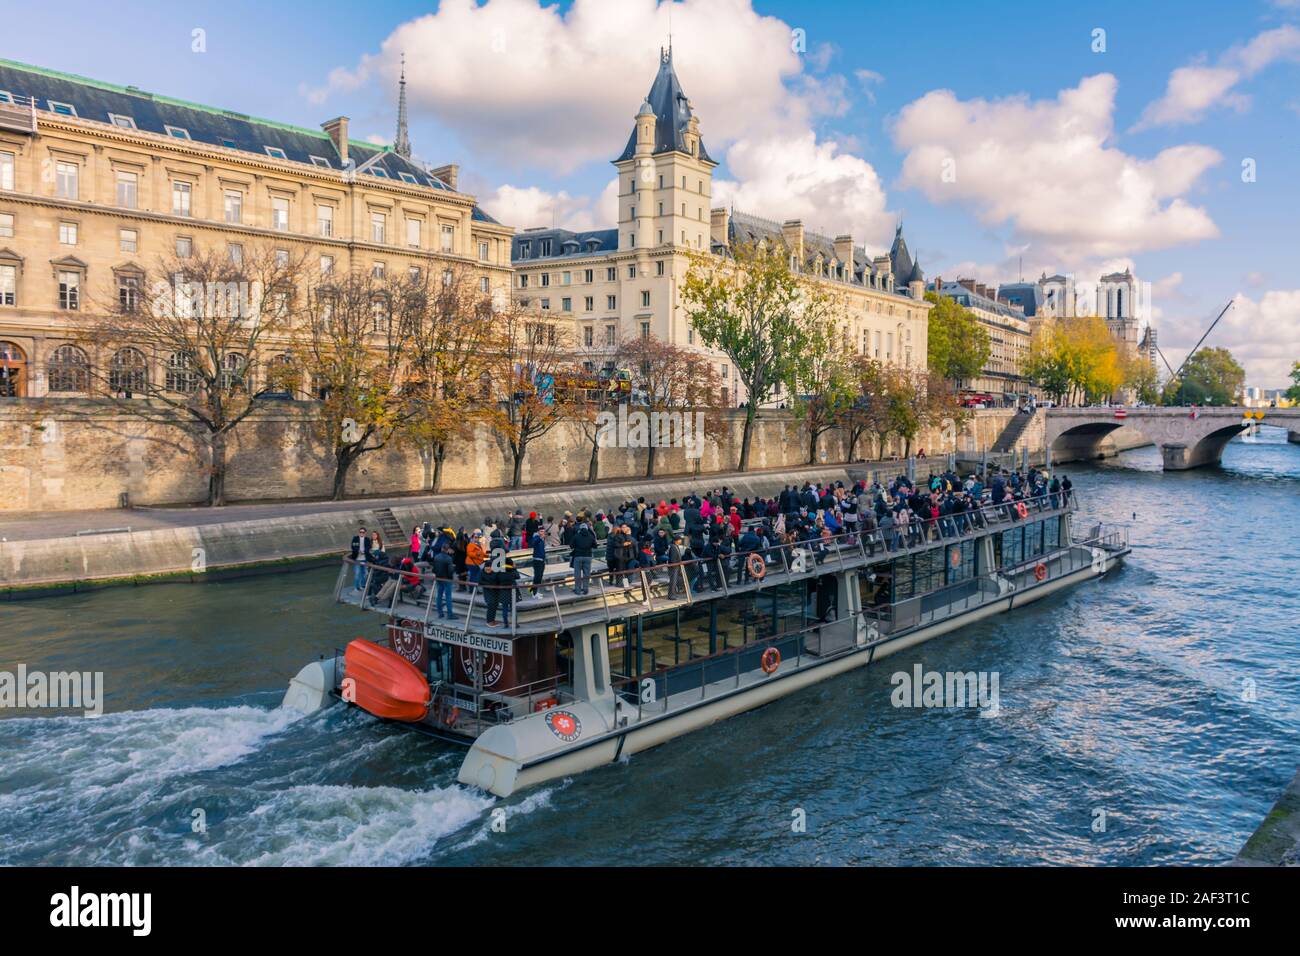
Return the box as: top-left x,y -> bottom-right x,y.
466,530 -> 486,586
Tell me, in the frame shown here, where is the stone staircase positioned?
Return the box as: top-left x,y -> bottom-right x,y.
372,507 -> 406,549
990,410 -> 1037,452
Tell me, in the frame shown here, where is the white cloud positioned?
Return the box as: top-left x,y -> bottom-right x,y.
891,74 -> 1221,265
308,0 -> 894,244
1134,26 -> 1300,129
475,181 -> 615,233
713,132 -> 893,245
1160,290 -> 1300,388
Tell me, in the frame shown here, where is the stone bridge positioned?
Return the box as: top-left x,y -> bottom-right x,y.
1044,406 -> 1300,470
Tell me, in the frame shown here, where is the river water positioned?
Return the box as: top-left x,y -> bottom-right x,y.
2,428 -> 1297,865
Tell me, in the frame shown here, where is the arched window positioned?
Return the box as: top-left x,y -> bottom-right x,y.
219,352 -> 246,392
47,344 -> 89,393
109,347 -> 147,395
267,353 -> 299,396
0,341 -> 27,397
165,351 -> 198,393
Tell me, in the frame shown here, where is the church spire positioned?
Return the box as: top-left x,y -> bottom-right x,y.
394,53 -> 412,158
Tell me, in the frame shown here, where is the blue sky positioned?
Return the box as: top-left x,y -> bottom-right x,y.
5,0 -> 1298,386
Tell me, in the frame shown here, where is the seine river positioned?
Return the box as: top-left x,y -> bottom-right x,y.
2,428 -> 1297,865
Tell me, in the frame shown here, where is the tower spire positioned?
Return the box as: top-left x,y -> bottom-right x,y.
394,52 -> 412,158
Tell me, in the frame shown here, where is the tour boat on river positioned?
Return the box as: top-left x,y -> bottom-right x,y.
283,489 -> 1129,796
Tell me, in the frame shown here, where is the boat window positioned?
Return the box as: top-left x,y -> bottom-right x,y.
590,633 -> 606,694
1001,527 -> 1025,568
1044,517 -> 1060,549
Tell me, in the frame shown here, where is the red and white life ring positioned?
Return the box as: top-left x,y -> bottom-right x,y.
1015,501 -> 1029,520
761,647 -> 781,674
1033,563 -> 1048,582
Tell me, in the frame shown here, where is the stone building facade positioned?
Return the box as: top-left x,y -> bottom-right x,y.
0,57 -> 513,399
509,48 -> 932,406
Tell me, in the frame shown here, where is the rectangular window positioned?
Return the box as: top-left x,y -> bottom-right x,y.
310,156 -> 331,169
228,243 -> 243,265
478,240 -> 489,262
519,274 -> 528,288
223,190 -> 243,224
372,262 -> 385,278
0,212 -> 12,238
164,126 -> 190,140
479,276 -> 489,294
264,147 -> 288,160
109,113 -> 136,130
317,204 -> 333,238
440,223 -> 454,253
59,221 -> 77,245
172,180 -> 191,216
117,274 -> 140,312
656,260 -> 664,276
562,297 -> 572,312
0,264 -> 15,306
116,170 -> 138,209
606,267 -> 616,281
640,290 -> 650,308
540,273 -> 550,287
627,265 -> 636,278
320,255 -> 334,275
407,219 -> 421,249
271,196 -> 289,231
275,249 -> 289,267
605,325 -> 616,346
583,269 -> 593,283
584,296 -> 593,312
56,161 -> 78,200
48,101 -> 76,117
607,294 -> 617,310
176,236 -> 192,258
0,151 -> 13,191
409,266 -> 421,281
540,298 -> 550,310
583,325 -> 593,347
371,212 -> 386,244
58,270 -> 79,310
640,321 -> 650,339
120,228 -> 137,252
561,271 -> 571,286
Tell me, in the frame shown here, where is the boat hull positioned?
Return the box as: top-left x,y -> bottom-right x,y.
458,549 -> 1127,796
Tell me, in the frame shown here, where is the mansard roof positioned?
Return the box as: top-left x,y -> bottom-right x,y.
615,48 -> 714,164
511,228 -> 619,263
0,58 -> 499,224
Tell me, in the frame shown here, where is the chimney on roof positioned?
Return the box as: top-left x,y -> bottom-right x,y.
833,234 -> 854,270
429,163 -> 459,190
322,117 -> 349,167
710,207 -> 730,249
781,220 -> 804,263
958,277 -> 976,293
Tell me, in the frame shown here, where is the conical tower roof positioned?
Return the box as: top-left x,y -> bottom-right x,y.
615,47 -> 713,163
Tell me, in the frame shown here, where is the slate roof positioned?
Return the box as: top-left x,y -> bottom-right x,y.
995,281 -> 1043,317
615,48 -> 714,164
0,58 -> 499,224
511,228 -> 619,263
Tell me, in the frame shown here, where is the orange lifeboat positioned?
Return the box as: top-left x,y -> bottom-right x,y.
343,639 -> 431,722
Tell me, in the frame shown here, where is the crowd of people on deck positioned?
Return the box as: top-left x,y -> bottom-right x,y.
346,466 -> 1073,626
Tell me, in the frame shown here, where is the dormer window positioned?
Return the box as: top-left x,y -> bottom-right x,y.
108,113 -> 137,130
164,125 -> 190,140
48,101 -> 76,116
310,155 -> 331,168
265,147 -> 288,160
398,172 -> 418,184
369,167 -> 389,178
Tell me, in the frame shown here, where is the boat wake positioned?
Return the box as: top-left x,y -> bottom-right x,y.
0,701 -> 544,866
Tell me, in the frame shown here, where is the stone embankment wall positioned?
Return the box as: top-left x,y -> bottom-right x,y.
0,400 -> 1019,513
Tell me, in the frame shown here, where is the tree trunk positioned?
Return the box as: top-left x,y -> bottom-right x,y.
807,426 -> 818,465
511,442 -> 526,489
331,447 -> 356,501
208,431 -> 227,507
738,402 -> 757,471
645,443 -> 657,479
431,441 -> 446,493
587,437 -> 599,484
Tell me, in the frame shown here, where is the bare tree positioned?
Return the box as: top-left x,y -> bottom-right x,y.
289,266 -> 421,500
486,309 -> 579,489
405,265 -> 504,492
80,243 -> 303,506
616,334 -> 724,478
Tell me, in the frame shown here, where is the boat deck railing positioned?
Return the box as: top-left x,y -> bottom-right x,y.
373,514 -> 1127,740
334,490 -> 1083,638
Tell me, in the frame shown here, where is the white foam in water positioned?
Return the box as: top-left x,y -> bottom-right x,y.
0,704 -> 303,793
191,783 -> 495,866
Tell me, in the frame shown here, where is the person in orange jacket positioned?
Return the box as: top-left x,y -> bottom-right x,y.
466,530 -> 487,585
